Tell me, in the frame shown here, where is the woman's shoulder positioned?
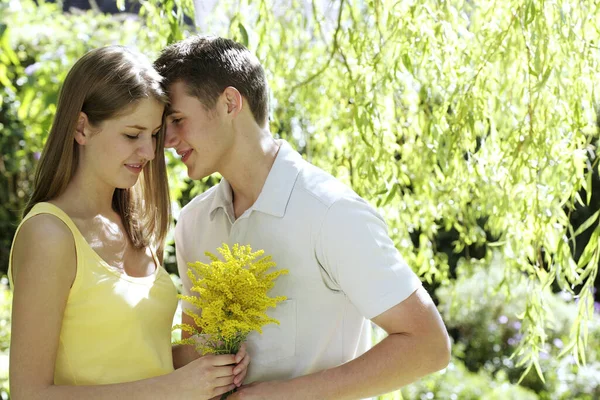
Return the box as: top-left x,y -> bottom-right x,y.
16,211 -> 75,250
11,210 -> 77,285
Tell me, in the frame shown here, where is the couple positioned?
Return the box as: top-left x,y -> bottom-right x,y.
8,35 -> 450,399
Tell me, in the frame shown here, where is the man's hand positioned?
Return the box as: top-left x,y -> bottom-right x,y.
233,343 -> 251,387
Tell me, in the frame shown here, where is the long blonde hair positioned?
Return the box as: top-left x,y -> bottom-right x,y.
24,46 -> 171,259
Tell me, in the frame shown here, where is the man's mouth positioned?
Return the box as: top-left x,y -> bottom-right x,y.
178,149 -> 193,162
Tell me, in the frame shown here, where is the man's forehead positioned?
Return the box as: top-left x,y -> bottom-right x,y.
165,82 -> 197,114
165,106 -> 181,116
168,80 -> 190,97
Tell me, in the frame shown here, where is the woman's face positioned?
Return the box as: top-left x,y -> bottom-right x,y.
79,98 -> 164,190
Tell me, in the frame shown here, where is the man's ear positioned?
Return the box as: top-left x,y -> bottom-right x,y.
222,86 -> 243,117
74,112 -> 91,145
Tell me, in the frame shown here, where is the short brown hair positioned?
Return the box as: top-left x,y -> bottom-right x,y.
154,35 -> 269,127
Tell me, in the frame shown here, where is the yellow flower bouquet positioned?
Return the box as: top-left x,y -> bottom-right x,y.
174,242 -> 288,357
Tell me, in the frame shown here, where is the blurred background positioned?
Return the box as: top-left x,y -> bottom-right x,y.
1,0 -> 600,398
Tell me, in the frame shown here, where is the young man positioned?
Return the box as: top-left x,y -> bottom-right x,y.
154,35 -> 450,399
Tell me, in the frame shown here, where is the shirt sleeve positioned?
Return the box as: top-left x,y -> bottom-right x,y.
316,197 -> 422,319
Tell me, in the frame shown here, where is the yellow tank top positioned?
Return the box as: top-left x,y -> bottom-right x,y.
8,202 -> 178,385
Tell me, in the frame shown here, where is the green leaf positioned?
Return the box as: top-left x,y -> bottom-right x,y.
575,192 -> 585,207
517,363 -> 533,384
535,267 -> 548,284
402,53 -> 412,73
533,359 -> 545,383
528,66 -> 539,78
577,230 -> 599,269
573,210 -> 599,237
524,1 -> 536,26
382,183 -> 398,206
0,64 -> 12,89
17,88 -> 36,121
586,170 -> 593,205
1,32 -> 19,65
238,22 -> 249,47
558,340 -> 576,358
536,66 -> 552,89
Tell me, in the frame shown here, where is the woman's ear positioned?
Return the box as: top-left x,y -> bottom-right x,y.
74,112 -> 90,145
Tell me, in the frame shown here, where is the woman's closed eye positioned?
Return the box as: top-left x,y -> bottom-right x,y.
125,132 -> 158,140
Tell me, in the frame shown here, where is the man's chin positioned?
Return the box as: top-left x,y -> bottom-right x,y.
187,166 -> 212,181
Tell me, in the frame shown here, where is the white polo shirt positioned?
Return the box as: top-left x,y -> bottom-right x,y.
175,140 -> 422,388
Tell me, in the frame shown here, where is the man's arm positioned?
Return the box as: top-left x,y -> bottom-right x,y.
231,287 -> 450,400
293,286 -> 450,398
231,198 -> 450,399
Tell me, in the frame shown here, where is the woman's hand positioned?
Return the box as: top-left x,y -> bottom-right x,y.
173,354 -> 237,400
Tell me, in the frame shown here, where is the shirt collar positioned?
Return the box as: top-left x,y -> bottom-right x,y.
209,177 -> 234,221
209,140 -> 302,221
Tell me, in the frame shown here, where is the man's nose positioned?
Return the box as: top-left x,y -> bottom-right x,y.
164,125 -> 179,149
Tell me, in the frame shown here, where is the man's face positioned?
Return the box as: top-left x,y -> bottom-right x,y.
164,80 -> 232,180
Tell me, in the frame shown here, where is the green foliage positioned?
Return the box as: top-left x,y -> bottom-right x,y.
371,255 -> 600,399
0,279 -> 11,399
200,0 -> 600,378
0,279 -> 9,354
1,0 -> 600,397
432,256 -> 600,399
399,360 -> 539,400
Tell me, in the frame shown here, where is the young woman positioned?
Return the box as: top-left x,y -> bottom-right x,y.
8,46 -> 248,399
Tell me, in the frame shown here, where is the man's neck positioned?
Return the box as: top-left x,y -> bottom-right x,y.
222,134 -> 281,220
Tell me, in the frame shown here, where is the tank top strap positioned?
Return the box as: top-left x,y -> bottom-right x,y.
22,202 -> 82,234
8,202 -> 83,287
